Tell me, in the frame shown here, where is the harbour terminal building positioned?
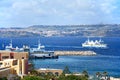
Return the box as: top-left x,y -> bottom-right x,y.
0,51 -> 29,78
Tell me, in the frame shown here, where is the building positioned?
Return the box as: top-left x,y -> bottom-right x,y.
65,73 -> 83,76
37,68 -> 63,76
0,50 -> 29,78
0,59 -> 28,77
0,50 -> 28,60
110,77 -> 120,80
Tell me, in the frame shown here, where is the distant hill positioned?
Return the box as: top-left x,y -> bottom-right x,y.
0,24 -> 120,37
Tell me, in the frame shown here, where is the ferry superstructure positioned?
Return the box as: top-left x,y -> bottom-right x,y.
82,38 -> 107,48
30,39 -> 45,53
37,39 -> 45,49
29,40 -> 57,59
5,40 -> 15,51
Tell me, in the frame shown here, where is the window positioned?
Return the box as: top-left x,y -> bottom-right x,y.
2,56 -> 9,59
0,63 -> 2,65
47,72 -> 53,76
7,63 -> 9,65
0,63 -> 3,66
22,57 -> 24,59
55,72 -> 59,76
11,56 -> 14,59
13,60 -> 17,65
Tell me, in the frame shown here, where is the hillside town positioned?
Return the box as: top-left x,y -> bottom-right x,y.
0,24 -> 120,37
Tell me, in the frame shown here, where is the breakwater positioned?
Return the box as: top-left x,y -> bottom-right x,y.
54,51 -> 96,56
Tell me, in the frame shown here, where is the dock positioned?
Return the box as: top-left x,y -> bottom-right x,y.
54,51 -> 96,56
29,51 -> 96,59
29,53 -> 58,59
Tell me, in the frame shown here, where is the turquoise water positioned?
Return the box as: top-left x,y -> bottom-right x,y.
32,55 -> 120,77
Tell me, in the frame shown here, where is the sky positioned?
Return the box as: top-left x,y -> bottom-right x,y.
0,0 -> 120,27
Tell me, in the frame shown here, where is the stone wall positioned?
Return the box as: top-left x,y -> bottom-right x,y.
54,51 -> 96,56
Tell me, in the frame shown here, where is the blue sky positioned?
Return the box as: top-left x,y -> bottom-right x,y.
0,0 -> 120,27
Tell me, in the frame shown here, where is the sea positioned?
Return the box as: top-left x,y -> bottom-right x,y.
0,37 -> 120,77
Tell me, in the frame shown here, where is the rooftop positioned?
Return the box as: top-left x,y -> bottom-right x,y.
37,68 -> 62,71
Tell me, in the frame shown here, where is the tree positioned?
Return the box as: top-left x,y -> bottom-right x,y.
22,76 -> 44,80
103,71 -> 108,79
63,66 -> 71,74
45,72 -> 55,80
103,71 -> 108,76
96,72 -> 101,77
82,70 -> 89,78
58,75 -> 88,80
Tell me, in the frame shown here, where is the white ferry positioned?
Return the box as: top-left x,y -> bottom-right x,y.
82,38 -> 107,48
5,40 -> 30,51
30,39 -> 45,53
5,40 -> 15,51
37,39 -> 45,49
5,39 -> 45,52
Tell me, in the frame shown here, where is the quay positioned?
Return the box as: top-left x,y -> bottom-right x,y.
29,50 -> 96,59
54,51 -> 96,56
30,53 -> 58,59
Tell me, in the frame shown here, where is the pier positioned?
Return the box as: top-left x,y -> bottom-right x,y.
54,51 -> 96,56
30,53 -> 58,59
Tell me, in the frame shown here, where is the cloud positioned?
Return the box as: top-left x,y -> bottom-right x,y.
100,0 -> 117,14
0,0 -> 119,27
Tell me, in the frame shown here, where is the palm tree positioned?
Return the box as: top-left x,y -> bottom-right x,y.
82,70 -> 89,78
96,72 -> 101,78
103,71 -> 108,79
63,66 -> 71,74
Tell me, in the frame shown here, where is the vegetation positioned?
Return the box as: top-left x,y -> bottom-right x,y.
63,66 -> 71,74
21,76 -> 44,80
82,70 -> 89,78
0,64 -> 109,80
58,75 -> 88,80
21,74 -> 88,80
0,77 -> 7,80
21,66 -> 89,80
90,71 -> 110,80
0,71 -> 110,80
